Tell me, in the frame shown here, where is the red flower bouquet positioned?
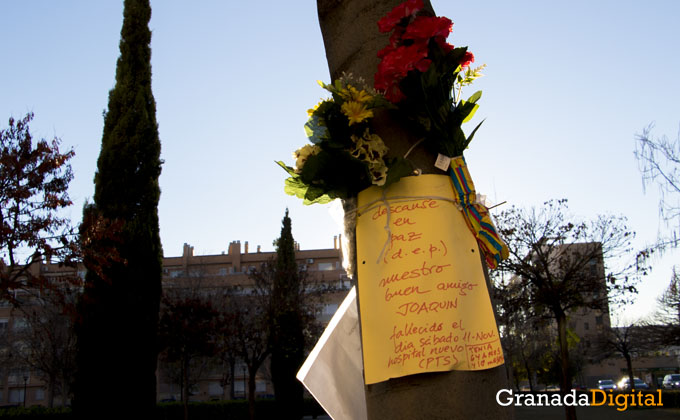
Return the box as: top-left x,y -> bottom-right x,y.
374,0 -> 485,158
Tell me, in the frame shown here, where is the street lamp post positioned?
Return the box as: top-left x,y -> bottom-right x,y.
242,366 -> 247,400
22,373 -> 28,407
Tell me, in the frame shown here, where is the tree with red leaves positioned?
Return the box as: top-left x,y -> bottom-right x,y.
0,112 -> 75,304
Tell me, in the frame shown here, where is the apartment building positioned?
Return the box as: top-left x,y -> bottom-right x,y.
157,237 -> 350,402
0,237 -> 349,407
504,242 -> 680,389
503,242 -> 612,388
0,261 -> 80,408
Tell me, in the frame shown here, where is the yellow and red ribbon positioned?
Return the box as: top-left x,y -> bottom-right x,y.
448,156 -> 508,269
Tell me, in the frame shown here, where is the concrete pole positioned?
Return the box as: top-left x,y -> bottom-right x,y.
316,1 -> 515,419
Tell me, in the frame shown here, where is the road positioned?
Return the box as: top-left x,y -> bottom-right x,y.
303,405 -> 680,419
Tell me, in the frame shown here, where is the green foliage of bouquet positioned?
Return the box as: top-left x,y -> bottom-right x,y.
277,76 -> 406,204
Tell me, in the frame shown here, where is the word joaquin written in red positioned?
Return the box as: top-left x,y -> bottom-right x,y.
395,299 -> 458,316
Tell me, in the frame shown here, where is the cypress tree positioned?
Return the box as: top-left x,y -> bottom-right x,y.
73,0 -> 162,418
271,209 -> 305,419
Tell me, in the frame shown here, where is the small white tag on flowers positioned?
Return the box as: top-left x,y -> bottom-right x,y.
434,153 -> 451,171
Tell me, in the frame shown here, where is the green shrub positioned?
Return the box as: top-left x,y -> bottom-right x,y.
0,398 -> 329,419
0,406 -> 71,419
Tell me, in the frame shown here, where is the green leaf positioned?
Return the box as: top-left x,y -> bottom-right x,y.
446,126 -> 467,156
298,152 -> 327,185
283,176 -> 309,199
282,175 -> 334,205
452,95 -> 481,126
384,157 -> 414,188
368,95 -> 397,110
461,103 -> 479,123
276,160 -> 297,177
304,115 -> 328,144
462,119 -> 485,150
467,90 -> 482,104
303,186 -> 334,205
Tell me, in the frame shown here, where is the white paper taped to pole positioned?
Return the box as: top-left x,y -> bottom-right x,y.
296,287 -> 367,420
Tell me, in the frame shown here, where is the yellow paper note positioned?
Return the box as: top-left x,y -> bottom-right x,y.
356,174 -> 504,385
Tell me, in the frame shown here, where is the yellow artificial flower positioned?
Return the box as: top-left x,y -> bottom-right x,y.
293,144 -> 321,173
362,131 -> 388,159
349,86 -> 372,103
350,129 -> 388,161
341,101 -> 373,125
336,85 -> 352,101
349,129 -> 389,186
307,100 -> 326,116
337,84 -> 373,104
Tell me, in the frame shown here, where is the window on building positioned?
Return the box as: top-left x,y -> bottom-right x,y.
234,381 -> 245,394
0,319 -> 8,336
256,380 -> 266,393
588,258 -> 598,276
235,362 -> 248,375
595,315 -> 603,325
8,388 -> 24,404
217,268 -> 227,276
208,382 -> 223,397
12,318 -> 28,333
323,304 -> 339,316
189,383 -> 200,395
584,322 -> 589,331
8,369 -> 30,385
35,388 -> 45,401
317,262 -> 334,271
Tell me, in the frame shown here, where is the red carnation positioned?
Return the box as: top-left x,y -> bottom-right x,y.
460,51 -> 474,69
382,83 -> 407,103
377,44 -> 428,80
375,43 -> 430,102
402,16 -> 452,41
434,37 -> 454,53
388,26 -> 406,48
377,0 -> 424,33
377,43 -> 396,59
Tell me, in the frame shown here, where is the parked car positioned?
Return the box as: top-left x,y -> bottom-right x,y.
617,377 -> 649,390
596,379 -> 617,390
662,374 -> 680,389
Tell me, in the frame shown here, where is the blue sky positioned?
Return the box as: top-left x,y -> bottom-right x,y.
2,0 -> 678,322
